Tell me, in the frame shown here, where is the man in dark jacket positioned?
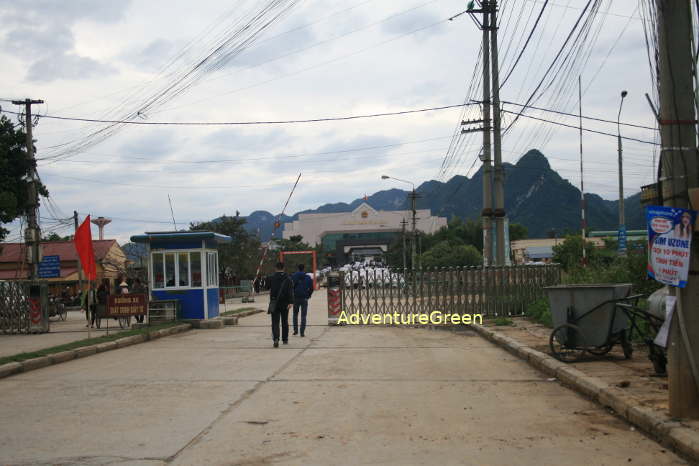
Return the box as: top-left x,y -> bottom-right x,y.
268,262 -> 294,347
291,264 -> 313,337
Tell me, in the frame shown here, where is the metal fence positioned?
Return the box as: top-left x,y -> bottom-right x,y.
339,265 -> 561,318
0,281 -> 31,334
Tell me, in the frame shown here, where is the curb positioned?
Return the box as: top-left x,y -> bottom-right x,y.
0,323 -> 192,381
470,323 -> 699,464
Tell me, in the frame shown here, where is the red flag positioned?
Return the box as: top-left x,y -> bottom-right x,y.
74,215 -> 97,280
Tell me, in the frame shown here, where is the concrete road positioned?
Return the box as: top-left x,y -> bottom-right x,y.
0,293 -> 684,465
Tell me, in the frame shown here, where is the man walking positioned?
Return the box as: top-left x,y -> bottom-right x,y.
268,262 -> 294,348
292,264 -> 313,337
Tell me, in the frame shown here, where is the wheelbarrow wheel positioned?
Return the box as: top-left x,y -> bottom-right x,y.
550,324 -> 586,362
621,331 -> 633,359
587,343 -> 614,356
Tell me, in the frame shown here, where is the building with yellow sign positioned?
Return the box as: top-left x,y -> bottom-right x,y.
282,203 -> 447,265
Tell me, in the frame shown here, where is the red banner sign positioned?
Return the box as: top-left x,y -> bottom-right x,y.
107,293 -> 147,317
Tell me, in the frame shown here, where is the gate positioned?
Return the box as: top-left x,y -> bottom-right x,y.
0,281 -> 31,334
0,281 -> 49,334
339,265 -> 560,319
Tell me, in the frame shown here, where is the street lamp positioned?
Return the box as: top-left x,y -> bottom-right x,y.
617,90 -> 628,255
381,175 -> 418,270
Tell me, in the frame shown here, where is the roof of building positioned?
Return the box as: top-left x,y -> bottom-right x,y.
525,246 -> 554,259
0,240 -> 118,264
130,231 -> 232,243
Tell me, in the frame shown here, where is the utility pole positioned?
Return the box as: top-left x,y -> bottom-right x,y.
578,77 -> 587,266
490,0 -> 506,266
617,90 -> 628,256
74,211 -> 90,337
401,219 -> 407,271
12,98 -> 44,280
409,189 -> 420,271
656,0 -> 699,418
480,1 -> 494,267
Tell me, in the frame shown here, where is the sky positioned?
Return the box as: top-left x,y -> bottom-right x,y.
0,0 -> 661,243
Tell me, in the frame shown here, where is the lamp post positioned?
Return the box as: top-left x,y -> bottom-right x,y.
381,175 -> 418,270
617,90 -> 628,256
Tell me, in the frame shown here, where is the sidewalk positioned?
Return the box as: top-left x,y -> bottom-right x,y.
0,298 -> 258,359
475,317 -> 699,461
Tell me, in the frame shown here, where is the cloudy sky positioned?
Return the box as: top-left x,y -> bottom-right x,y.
1,0 -> 658,243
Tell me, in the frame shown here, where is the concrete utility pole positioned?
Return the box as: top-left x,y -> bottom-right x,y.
656,0 -> 699,418
480,1 -> 494,267
12,98 -> 44,280
401,219 -> 407,271
578,77 -> 587,266
408,189 -> 420,271
490,0 -> 506,266
617,90 -> 628,256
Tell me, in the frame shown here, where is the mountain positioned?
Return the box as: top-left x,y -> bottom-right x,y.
242,150 -> 646,240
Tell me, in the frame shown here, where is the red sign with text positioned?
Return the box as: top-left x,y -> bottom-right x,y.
107,294 -> 147,317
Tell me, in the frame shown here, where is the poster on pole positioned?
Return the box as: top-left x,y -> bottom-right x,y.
647,206 -> 697,287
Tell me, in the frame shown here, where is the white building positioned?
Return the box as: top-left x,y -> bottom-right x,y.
283,203 -> 448,264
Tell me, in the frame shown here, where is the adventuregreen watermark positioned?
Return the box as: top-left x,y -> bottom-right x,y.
337,311 -> 482,326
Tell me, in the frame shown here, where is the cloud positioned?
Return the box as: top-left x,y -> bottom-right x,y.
27,54 -> 116,83
0,0 -> 130,82
380,9 -> 445,38
120,38 -> 180,73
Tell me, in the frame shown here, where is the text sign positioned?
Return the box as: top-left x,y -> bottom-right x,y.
38,255 -> 60,278
647,206 -> 696,287
107,293 -> 147,317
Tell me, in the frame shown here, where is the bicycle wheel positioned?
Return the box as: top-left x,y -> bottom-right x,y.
550,324 -> 586,362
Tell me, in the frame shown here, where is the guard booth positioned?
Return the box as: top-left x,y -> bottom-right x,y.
130,232 -> 232,320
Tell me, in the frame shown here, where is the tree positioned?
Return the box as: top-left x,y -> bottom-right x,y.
43,232 -> 72,241
420,241 -> 482,268
0,115 -> 48,242
190,215 -> 261,281
509,223 -> 528,242
552,235 -> 600,270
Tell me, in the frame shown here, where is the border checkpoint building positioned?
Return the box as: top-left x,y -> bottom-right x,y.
282,203 -> 447,265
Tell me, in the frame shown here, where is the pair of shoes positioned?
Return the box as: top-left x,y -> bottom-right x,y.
300,333 -> 304,337
273,340 -> 279,348
282,340 -> 288,345
293,331 -> 298,335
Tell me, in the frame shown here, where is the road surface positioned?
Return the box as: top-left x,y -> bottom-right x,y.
0,293 -> 683,465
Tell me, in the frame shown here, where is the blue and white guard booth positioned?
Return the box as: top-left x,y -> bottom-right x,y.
130,231 -> 232,320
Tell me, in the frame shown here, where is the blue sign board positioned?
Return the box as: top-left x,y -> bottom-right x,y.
618,225 -> 627,253
647,206 -> 696,287
38,255 -> 61,278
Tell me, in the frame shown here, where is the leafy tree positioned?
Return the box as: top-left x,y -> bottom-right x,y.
420,240 -> 482,268
190,215 -> 261,281
552,235 -> 600,270
43,232 -> 72,241
0,115 -> 48,241
509,223 -> 528,241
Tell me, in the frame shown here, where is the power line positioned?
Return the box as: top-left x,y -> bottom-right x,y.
1,103 -> 475,129
501,100 -> 658,131
501,110 -> 659,145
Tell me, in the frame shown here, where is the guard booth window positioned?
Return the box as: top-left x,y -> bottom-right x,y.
151,251 -> 204,290
206,252 -> 218,287
165,253 -> 176,287
153,253 -> 164,288
178,252 -> 190,287
191,252 -> 202,287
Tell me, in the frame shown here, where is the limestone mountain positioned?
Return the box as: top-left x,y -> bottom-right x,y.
242,150 -> 644,240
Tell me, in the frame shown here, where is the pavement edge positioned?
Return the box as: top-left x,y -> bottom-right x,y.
0,323 -> 193,380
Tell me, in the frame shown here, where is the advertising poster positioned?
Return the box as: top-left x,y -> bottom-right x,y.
647,206 -> 697,287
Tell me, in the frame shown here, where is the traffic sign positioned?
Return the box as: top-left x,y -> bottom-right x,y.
38,255 -> 60,278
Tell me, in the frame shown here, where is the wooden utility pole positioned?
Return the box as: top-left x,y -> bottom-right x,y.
401,219 -> 407,271
12,98 -> 44,280
490,0 -> 506,266
656,0 -> 699,418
